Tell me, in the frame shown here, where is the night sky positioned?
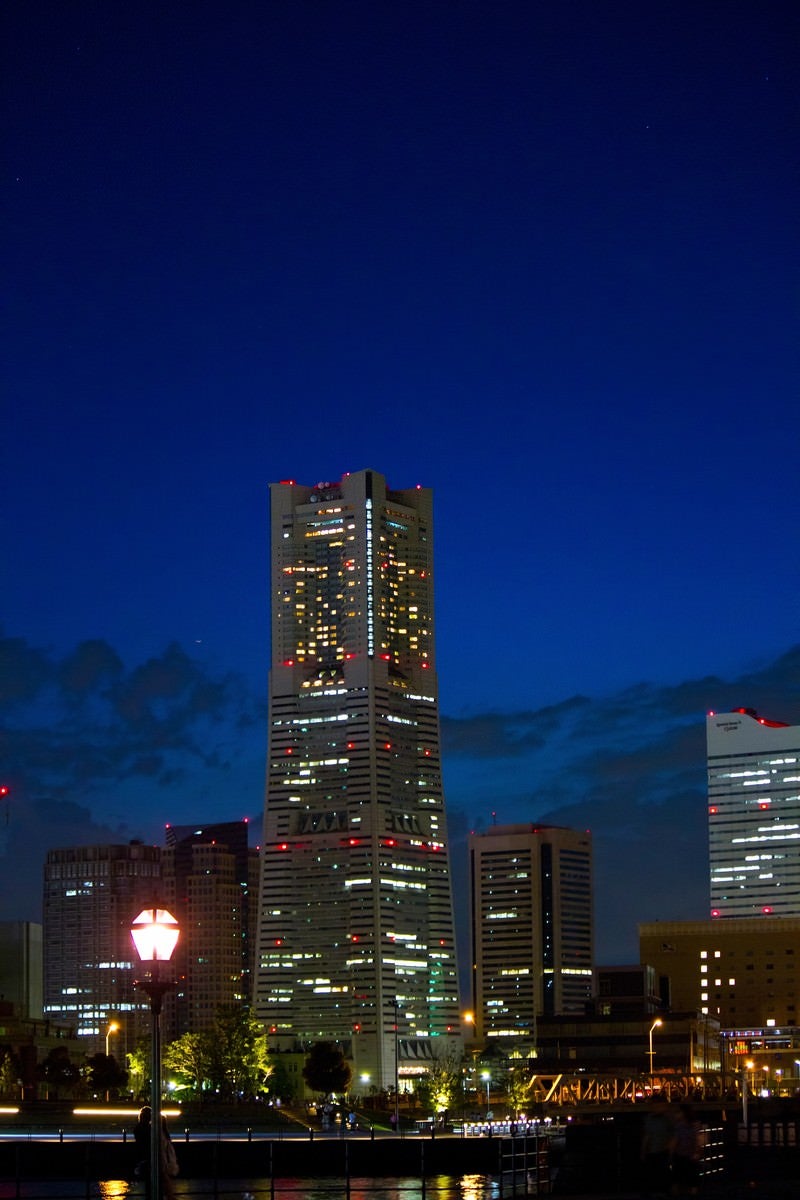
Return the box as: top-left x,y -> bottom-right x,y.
3,2 -> 798,970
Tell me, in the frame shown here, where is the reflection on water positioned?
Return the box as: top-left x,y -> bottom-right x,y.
0,1176 -> 501,1200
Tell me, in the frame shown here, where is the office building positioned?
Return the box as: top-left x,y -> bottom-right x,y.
162,820 -> 260,1037
469,824 -> 593,1044
254,470 -> 461,1089
0,921 -> 43,1019
639,916 -> 800,1030
43,842 -> 161,1054
707,708 -> 800,918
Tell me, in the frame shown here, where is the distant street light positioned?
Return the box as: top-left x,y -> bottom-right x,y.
105,1021 -> 120,1059
131,907 -> 180,1200
104,1021 -> 120,1102
648,1019 -> 663,1084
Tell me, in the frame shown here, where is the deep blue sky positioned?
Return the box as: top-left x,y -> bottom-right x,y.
3,2 -> 798,967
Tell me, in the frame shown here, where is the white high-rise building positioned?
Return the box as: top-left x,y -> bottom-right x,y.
707,708 -> 800,919
254,470 -> 461,1089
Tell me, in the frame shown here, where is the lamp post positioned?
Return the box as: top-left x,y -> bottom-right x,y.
391,998 -> 400,1133
104,1021 -> 120,1102
648,1019 -> 663,1086
742,1059 -> 754,1125
481,1071 -> 491,1118
131,907 -> 180,1200
105,1020 -> 120,1059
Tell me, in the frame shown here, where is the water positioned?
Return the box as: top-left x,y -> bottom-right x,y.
0,1175 -> 502,1200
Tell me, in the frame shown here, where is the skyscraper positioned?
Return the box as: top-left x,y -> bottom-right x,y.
707,708 -> 800,918
43,842 -> 161,1054
469,824 -> 593,1044
162,821 -> 260,1039
254,470 -> 461,1089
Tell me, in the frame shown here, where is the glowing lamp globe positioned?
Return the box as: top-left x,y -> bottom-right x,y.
131,908 -> 180,962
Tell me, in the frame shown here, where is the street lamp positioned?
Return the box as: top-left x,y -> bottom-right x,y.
481,1070 -> 491,1118
104,1021 -> 120,1102
648,1019 -> 663,1085
105,1021 -> 120,1059
131,907 -> 180,1200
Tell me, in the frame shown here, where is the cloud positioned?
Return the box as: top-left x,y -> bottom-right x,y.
0,632 -> 259,802
0,632 -> 268,923
3,630 -> 799,965
442,645 -> 800,962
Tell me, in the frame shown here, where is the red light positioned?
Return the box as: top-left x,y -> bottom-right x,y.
384,743 -> 392,750
711,909 -> 721,918
353,1023 -> 361,1032
423,749 -> 431,756
275,939 -> 283,945
709,806 -> 718,814
278,843 -> 288,850
385,838 -> 396,846
380,653 -> 391,661
283,659 -> 295,667
763,906 -> 773,914
347,742 -> 356,750
348,838 -> 360,845
285,748 -> 293,754
352,935 -> 359,942
270,1026 -> 277,1033
421,661 -> 430,669
279,480 -> 296,485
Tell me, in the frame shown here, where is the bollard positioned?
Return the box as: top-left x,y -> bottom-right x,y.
370,1124 -> 374,1141
123,1129 -> 127,1144
59,1129 -> 64,1144
185,1127 -> 190,1143
247,1127 -> 252,1143
309,1126 -> 314,1141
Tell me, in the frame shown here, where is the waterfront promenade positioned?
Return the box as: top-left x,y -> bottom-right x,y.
0,1106 -> 797,1198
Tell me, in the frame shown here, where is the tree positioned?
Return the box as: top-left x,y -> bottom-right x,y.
84,1052 -> 128,1097
126,1040 -> 151,1099
206,1005 -> 272,1100
302,1042 -> 352,1098
0,1050 -> 19,1100
40,1047 -> 82,1098
163,1031 -> 214,1097
416,1050 -> 462,1116
506,1064 -> 533,1117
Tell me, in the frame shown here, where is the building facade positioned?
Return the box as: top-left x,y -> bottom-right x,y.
707,708 -> 800,918
469,824 -> 594,1044
254,470 -> 461,1089
0,921 -> 43,1020
42,842 -> 162,1055
162,820 -> 260,1038
639,916 -> 800,1030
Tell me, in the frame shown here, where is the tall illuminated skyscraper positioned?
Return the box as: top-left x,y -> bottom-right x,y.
469,824 -> 593,1044
254,470 -> 461,1089
707,708 -> 800,918
43,842 -> 161,1054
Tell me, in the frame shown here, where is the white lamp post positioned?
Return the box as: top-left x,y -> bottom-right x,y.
648,1019 -> 663,1085
131,907 -> 180,1200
